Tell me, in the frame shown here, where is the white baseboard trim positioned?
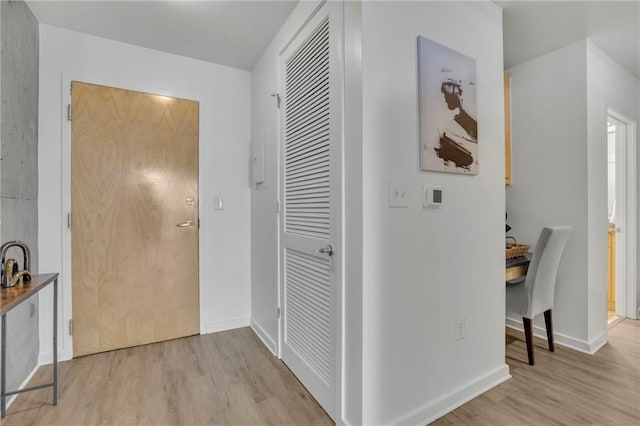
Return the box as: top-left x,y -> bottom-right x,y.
6,362 -> 40,409
38,318 -> 253,366
505,316 -> 607,355
250,318 -> 277,355
38,351 -> 53,365
589,330 -> 608,354
203,316 -> 250,334
39,318 -> 253,365
38,351 -> 52,366
39,350 -> 73,366
386,364 -> 511,426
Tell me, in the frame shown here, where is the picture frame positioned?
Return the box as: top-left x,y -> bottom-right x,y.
418,36 -> 478,175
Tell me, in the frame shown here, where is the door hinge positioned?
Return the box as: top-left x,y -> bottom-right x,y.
68,319 -> 73,336
277,307 -> 281,319
270,93 -> 281,109
276,201 -> 280,214
67,212 -> 72,230
67,104 -> 73,121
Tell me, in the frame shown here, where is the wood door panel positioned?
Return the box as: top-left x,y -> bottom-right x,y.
71,82 -> 199,357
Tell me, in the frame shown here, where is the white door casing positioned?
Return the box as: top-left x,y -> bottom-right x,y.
607,109 -> 637,320
278,1 -> 342,420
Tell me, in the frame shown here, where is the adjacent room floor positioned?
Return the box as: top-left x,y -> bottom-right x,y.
437,319 -> 640,425
5,320 -> 640,425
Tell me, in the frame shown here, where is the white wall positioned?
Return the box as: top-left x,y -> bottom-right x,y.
586,40 -> 639,335
507,39 -> 640,353
360,2 -> 509,424
506,41 -> 590,348
249,1 -> 321,355
607,130 -> 615,219
38,25 -> 252,362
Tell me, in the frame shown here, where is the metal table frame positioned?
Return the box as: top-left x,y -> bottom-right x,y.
1,275 -> 58,418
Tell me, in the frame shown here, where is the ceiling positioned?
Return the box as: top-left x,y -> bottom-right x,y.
26,1 -> 640,78
499,1 -> 640,78
26,0 -> 298,71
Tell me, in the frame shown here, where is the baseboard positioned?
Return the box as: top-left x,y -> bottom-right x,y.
588,330 -> 608,354
505,316 -> 607,355
250,318 -> 277,355
38,351 -> 52,366
6,362 -> 40,409
203,316 -> 250,334
39,349 -> 73,366
386,364 -> 511,426
38,318 -> 252,365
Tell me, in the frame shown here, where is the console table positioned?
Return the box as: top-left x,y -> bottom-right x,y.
0,273 -> 59,418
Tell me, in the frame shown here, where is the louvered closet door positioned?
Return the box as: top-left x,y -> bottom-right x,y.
279,2 -> 341,420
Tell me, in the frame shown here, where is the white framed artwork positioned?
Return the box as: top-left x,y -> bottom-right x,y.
418,36 -> 478,175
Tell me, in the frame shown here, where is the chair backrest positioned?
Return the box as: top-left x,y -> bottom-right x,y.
523,226 -> 572,318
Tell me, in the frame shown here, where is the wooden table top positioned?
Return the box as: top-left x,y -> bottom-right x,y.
0,273 -> 59,315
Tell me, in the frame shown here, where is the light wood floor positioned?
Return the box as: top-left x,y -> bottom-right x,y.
436,319 -> 640,425
4,321 -> 640,425
3,327 -> 331,426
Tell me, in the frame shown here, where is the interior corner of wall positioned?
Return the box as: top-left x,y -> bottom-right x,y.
250,317 -> 277,355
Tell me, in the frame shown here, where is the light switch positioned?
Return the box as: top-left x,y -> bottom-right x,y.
213,196 -> 224,210
423,185 -> 443,208
389,181 -> 409,208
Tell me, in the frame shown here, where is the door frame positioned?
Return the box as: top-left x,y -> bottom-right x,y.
606,107 -> 637,320
275,0 -> 345,419
59,74 -> 208,361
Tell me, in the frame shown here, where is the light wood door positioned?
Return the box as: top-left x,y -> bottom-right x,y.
279,2 -> 342,419
71,82 -> 199,357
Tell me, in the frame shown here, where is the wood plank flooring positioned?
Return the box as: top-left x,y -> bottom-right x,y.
2,327 -> 331,426
4,320 -> 640,425
436,319 -> 640,425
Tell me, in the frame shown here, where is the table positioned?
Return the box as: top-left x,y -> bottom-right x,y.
506,256 -> 530,281
0,273 -> 59,418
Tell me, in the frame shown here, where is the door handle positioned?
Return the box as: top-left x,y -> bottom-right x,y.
318,244 -> 334,257
176,220 -> 194,228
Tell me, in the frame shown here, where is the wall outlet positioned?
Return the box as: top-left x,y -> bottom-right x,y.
455,318 -> 465,341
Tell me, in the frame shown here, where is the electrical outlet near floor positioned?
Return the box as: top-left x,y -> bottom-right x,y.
455,318 -> 465,341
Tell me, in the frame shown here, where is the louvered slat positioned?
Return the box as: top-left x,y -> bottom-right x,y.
285,22 -> 328,76
283,16 -> 331,238
285,248 -> 331,384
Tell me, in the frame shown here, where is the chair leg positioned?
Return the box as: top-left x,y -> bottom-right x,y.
544,309 -> 555,352
523,317 -> 535,365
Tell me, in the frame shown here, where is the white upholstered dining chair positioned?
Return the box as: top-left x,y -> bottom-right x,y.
506,226 -> 572,365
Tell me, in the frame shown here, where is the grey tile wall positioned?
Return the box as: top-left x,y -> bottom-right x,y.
0,0 -> 40,392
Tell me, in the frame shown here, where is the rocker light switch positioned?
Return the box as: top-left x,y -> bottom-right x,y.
389,181 -> 409,208
213,196 -> 224,210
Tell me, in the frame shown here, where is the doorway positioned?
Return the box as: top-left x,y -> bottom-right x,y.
70,82 -> 200,356
606,109 -> 637,327
277,1 -> 343,420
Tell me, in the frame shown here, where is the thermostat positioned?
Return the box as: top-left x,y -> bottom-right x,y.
423,185 -> 443,208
